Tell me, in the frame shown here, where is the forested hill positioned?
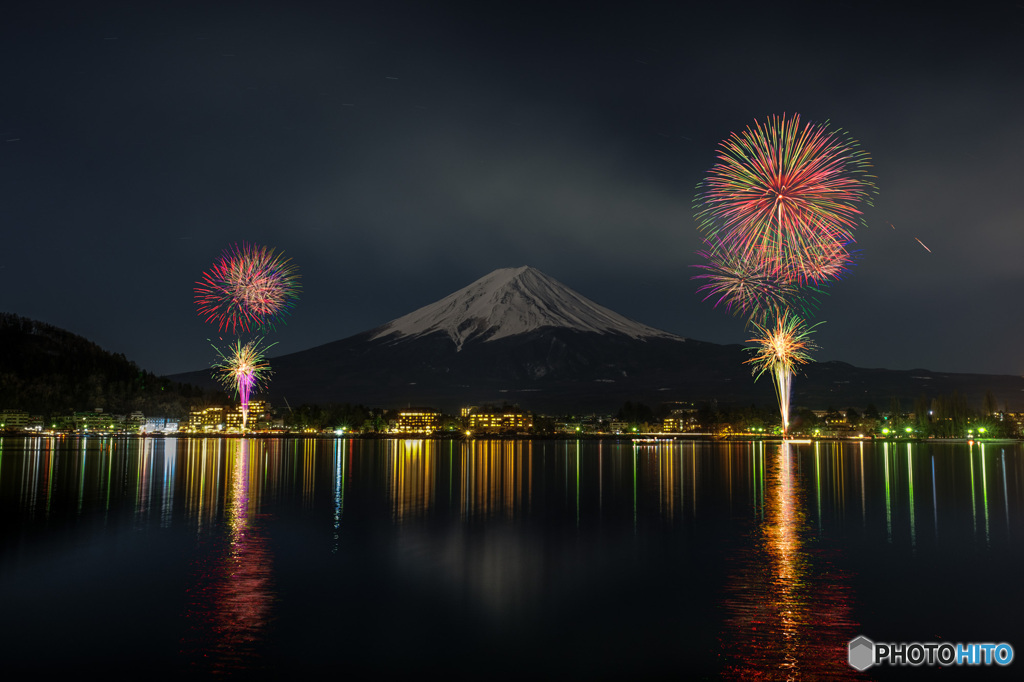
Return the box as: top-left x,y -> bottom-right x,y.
0,313 -> 211,417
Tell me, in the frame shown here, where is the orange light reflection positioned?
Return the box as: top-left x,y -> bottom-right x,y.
719,442 -> 858,679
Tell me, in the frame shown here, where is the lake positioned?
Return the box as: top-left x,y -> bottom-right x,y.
2,436 -> 1022,678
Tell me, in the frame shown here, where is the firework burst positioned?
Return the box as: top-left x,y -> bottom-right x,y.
788,235 -> 857,283
195,243 -> 301,333
693,242 -> 824,325
212,338 -> 276,431
744,313 -> 819,435
694,113 -> 875,283
691,113 -> 875,435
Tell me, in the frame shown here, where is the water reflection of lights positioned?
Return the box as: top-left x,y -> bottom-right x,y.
7,435 -> 1024,676
385,439 -> 537,522
8,437 -> 1016,550
883,442 -> 892,542
388,438 -> 435,521
181,439 -> 275,674
1002,451 -> 1010,530
720,443 -> 859,680
392,439 -> 539,617
460,440 -> 533,520
303,437 -> 317,509
160,438 -> 177,528
975,441 -> 990,546
333,439 -> 348,553
907,444 -> 916,550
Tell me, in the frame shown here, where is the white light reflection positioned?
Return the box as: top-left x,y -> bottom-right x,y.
332,438 -> 347,553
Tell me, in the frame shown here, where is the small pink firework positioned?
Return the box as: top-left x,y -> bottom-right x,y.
212,338 -> 275,431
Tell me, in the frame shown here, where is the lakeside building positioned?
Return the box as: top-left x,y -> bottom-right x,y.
54,409 -> 145,434
609,420 -> 630,434
2,409 -> 28,430
663,413 -> 700,432
556,421 -> 600,435
185,400 -> 271,433
225,400 -> 270,431
3,408 -> 188,434
141,417 -> 180,434
127,411 -> 145,432
392,410 -> 441,435
2,409 -> 43,432
467,409 -> 533,434
187,406 -> 226,432
999,412 -> 1024,437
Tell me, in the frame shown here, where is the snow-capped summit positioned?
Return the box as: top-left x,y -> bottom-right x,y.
370,266 -> 683,351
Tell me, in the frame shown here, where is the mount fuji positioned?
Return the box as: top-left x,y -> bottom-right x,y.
368,266 -> 680,351
255,265 -> 749,410
172,266 -> 1024,411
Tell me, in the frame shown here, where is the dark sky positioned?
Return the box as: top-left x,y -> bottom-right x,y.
3,0 -> 1022,377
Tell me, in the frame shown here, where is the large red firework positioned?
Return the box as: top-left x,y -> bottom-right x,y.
694,113 -> 875,284
692,113 -> 876,435
195,243 -> 301,333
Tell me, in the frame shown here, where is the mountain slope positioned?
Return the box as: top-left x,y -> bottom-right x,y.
0,312 -> 209,415
370,266 -> 680,350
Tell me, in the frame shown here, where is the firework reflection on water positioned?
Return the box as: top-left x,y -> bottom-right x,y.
719,442 -> 859,680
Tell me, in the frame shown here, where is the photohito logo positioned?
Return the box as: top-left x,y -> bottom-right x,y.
848,636 -> 1014,670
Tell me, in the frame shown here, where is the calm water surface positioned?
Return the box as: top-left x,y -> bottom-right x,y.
2,436 -> 1023,678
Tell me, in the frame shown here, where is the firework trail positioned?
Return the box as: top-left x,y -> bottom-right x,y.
694,113 -> 875,284
195,243 -> 301,333
745,314 -> 819,434
212,338 -> 276,431
693,113 -> 875,435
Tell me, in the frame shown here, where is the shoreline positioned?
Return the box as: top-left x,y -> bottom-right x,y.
3,431 -> 1020,444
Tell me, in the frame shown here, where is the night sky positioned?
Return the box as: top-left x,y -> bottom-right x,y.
3,1 -> 1022,378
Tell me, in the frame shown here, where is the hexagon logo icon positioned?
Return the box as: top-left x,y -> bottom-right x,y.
848,635 -> 875,671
